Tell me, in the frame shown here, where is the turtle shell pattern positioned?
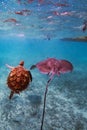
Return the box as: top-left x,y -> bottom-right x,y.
7,66 -> 32,93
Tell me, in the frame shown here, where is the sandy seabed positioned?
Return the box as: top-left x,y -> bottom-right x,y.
0,65 -> 87,130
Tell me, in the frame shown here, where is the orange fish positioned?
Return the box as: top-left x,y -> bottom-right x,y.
53,11 -> 60,16
60,12 -> 72,16
55,3 -> 69,7
17,0 -> 21,4
3,18 -> 18,23
15,9 -> 31,15
50,1 -> 69,7
15,11 -> 23,15
28,0 -> 34,3
38,0 -> 44,4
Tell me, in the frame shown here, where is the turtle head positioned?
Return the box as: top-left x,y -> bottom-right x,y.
19,61 -> 24,66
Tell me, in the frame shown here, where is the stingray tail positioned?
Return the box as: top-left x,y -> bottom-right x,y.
40,78 -> 52,130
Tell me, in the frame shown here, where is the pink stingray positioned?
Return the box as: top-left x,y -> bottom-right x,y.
31,58 -> 73,81
30,58 -> 73,130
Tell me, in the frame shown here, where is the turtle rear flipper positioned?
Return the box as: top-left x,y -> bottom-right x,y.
29,71 -> 32,82
9,90 -> 20,99
9,91 -> 14,99
27,70 -> 32,82
30,65 -> 36,70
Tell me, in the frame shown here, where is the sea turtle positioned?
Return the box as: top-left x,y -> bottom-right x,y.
6,61 -> 32,99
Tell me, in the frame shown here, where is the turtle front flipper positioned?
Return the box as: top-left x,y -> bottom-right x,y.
6,64 -> 14,69
9,91 -> 14,99
30,65 -> 36,70
29,71 -> 32,82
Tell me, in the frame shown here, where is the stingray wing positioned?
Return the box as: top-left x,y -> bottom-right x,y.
58,60 -> 73,73
35,58 -> 59,74
36,62 -> 51,74
30,60 -> 51,74
30,58 -> 73,76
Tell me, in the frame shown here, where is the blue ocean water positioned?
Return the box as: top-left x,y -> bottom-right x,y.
0,0 -> 87,130
0,37 -> 87,130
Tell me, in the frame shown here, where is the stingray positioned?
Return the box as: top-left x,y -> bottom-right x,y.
30,58 -> 73,130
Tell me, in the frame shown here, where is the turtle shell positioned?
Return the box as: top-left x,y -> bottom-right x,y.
7,66 -> 32,93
